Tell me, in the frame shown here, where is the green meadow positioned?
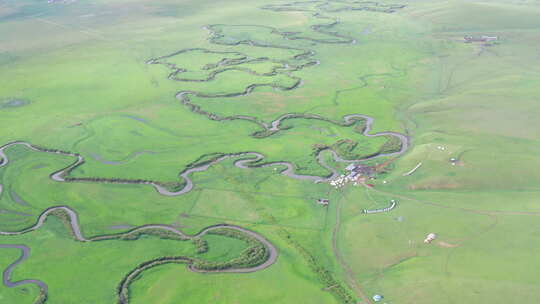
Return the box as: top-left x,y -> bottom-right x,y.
2,0 -> 540,303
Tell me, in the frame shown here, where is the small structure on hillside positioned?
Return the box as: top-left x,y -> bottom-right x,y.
464,35 -> 498,43
317,199 -> 329,206
403,162 -> 423,176
345,163 -> 357,171
424,233 -> 437,244
483,35 -> 498,41
357,165 -> 376,177
333,163 -> 379,188
363,199 -> 397,214
372,294 -> 383,302
345,163 -> 376,178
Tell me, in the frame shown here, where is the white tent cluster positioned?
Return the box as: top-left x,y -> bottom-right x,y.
329,174 -> 355,189
329,164 -> 365,189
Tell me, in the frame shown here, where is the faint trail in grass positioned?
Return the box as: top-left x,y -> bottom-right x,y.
368,184 -> 540,216
32,16 -> 112,42
332,191 -> 373,303
88,150 -> 156,166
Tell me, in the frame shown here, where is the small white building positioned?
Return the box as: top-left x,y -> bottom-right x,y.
317,199 -> 329,206
424,233 -> 437,243
481,35 -> 498,41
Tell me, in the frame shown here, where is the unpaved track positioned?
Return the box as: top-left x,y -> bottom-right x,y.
89,150 -> 156,165
368,184 -> 540,217
331,193 -> 372,304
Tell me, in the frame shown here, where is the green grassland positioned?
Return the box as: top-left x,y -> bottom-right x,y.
0,215 -> 253,303
128,239 -> 339,304
0,248 -> 41,304
333,1 -> 540,303
2,0 -> 540,303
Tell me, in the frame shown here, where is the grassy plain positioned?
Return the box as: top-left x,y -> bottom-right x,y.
2,0 -> 540,303
333,1 -> 540,303
0,215 -> 251,303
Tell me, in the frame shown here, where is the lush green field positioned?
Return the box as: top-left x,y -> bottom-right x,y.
2,0 -> 540,303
